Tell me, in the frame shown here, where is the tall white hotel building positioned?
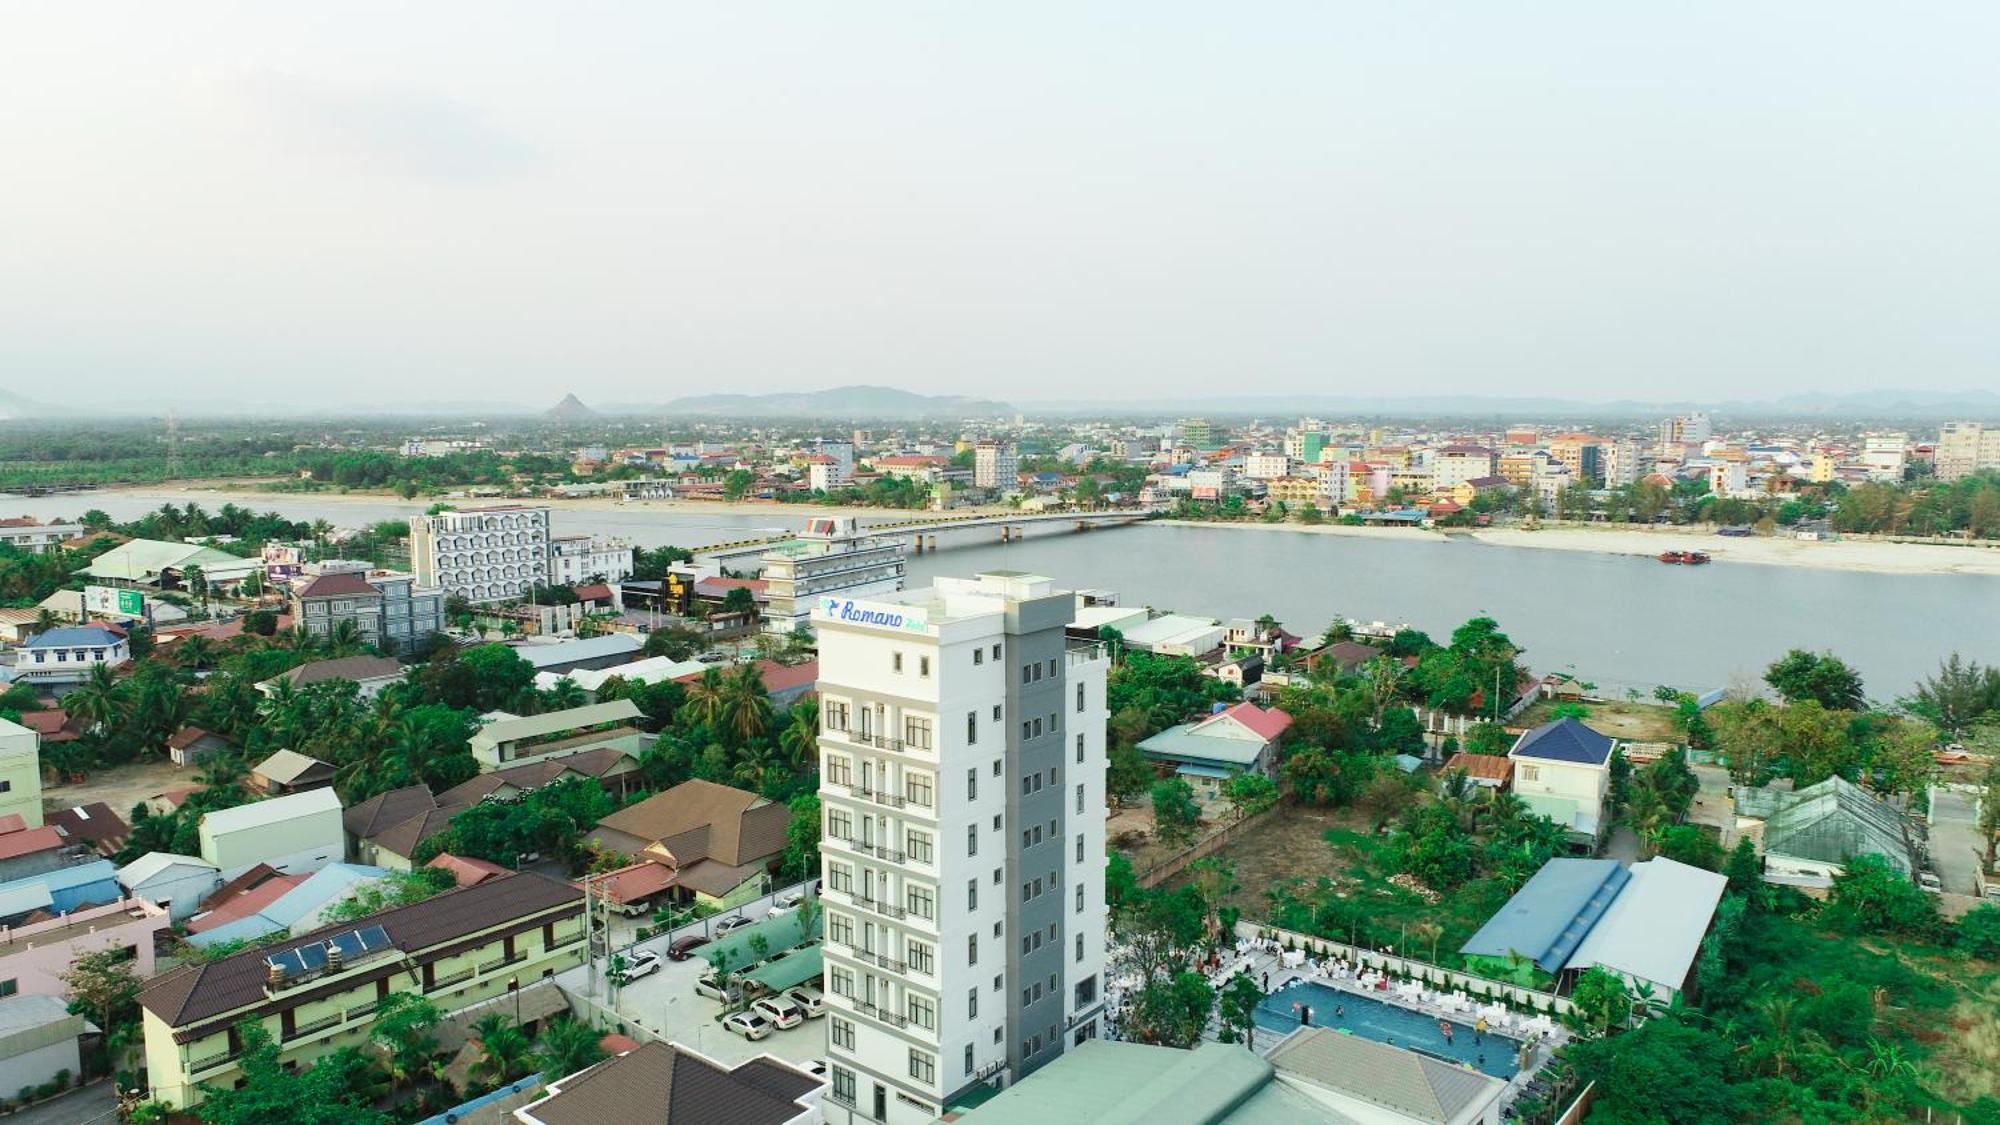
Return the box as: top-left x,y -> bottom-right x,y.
813,571 -> 1110,1124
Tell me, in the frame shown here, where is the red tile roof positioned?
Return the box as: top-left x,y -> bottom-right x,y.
0,825 -> 65,862
293,572 -> 380,599
1203,701 -> 1293,742
579,860 -> 675,906
426,853 -> 511,889
187,873 -> 307,933
1443,752 -> 1514,783
574,583 -> 613,603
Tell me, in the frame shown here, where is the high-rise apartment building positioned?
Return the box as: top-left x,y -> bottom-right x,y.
814,573 -> 1109,1124
1935,422 -> 2000,481
1601,437 -> 1641,487
547,534 -> 635,586
1657,412 -> 1712,457
761,518 -> 907,633
409,505 -> 551,604
972,441 -> 1019,492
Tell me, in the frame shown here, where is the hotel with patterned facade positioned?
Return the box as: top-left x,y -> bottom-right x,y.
813,572 -> 1109,1124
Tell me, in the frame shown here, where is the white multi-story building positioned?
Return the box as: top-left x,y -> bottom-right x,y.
1935,422 -> 2000,482
973,442 -> 1019,492
547,534 -> 634,587
1860,433 -> 1908,481
1602,437 -> 1642,487
1657,412 -> 1712,457
761,518 -> 906,634
409,505 -> 551,604
1429,445 -> 1495,492
815,572 -> 1109,1125
809,457 -> 854,493
1242,452 -> 1290,480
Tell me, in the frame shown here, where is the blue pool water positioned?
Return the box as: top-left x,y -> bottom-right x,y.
1252,980 -> 1522,1079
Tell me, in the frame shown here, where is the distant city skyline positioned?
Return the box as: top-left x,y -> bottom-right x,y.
6,3 -> 2000,405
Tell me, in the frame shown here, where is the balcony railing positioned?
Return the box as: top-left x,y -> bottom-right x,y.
189,1049 -> 241,1075
853,999 -> 912,1029
289,1012 -> 342,1039
849,892 -> 909,920
859,841 -> 907,863
856,787 -> 907,809
844,731 -> 909,753
428,967 -> 475,992
850,948 -> 908,974
479,952 -> 526,975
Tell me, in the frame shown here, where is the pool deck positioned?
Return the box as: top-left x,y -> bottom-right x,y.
1208,943 -> 1570,1114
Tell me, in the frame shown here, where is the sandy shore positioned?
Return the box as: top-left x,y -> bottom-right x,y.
1155,518 -> 2000,577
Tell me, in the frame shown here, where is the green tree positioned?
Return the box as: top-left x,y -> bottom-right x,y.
1149,777 -> 1201,848
722,468 -> 757,501
62,947 -> 144,1067
1653,824 -> 1726,870
1567,1015 -> 1742,1124
1222,773 -> 1278,821
369,991 -> 442,1088
1217,970 -> 1263,1045
196,1022 -> 389,1125
1724,837 -> 1763,894
1904,652 -> 2000,735
1764,649 -> 1866,710
1958,903 -> 2000,960
1825,853 -> 1936,936
536,1017 -> 608,1079
1106,740 -> 1153,806
1566,966 -> 1634,1036
1127,970 -> 1214,1048
779,793 -> 822,884
467,1012 -> 535,1088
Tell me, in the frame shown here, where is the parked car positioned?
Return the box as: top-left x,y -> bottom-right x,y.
615,949 -> 661,983
667,934 -> 711,962
783,983 -> 826,1018
714,915 -> 754,936
722,1011 -> 773,1041
767,889 -> 807,917
751,995 -> 805,1030
694,971 -> 737,1002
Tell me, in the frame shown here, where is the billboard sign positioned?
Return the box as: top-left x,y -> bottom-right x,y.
262,544 -> 304,584
816,596 -> 928,633
83,586 -> 146,617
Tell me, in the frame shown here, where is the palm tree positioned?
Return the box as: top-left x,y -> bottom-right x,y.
32,608 -> 61,635
684,668 -> 729,730
732,742 -> 784,793
1411,920 -> 1443,966
777,700 -> 819,775
535,1017 -> 606,1079
545,677 -> 586,711
1437,768 -> 1479,832
310,519 -> 334,553
724,662 -> 772,744
67,663 -> 125,736
176,634 -> 217,671
467,1013 -> 534,1087
329,618 -> 364,654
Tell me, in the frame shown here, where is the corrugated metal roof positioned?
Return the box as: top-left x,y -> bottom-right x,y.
471,699 -> 643,747
199,788 -> 342,836
1458,858 -> 1628,972
1566,857 -> 1727,993
1267,1026 -> 1502,1125
511,635 -> 643,670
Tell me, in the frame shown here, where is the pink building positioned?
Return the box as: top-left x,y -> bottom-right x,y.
0,897 -> 170,997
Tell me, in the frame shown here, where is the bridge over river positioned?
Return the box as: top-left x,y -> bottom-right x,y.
691,508 -> 1151,565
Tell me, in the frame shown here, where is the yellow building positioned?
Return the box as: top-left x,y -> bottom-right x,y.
1810,452 -> 1836,483
0,719 -> 42,828
139,872 -> 585,1109
1497,453 -> 1542,489
1265,476 -> 1324,505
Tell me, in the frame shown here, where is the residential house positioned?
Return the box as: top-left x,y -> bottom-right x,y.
426,853 -> 510,889
1136,702 -> 1293,798
343,785 -> 465,871
256,654 -> 406,700
116,853 -> 223,924
1302,640 -> 1390,677
0,896 -> 169,1001
673,659 -> 819,709
197,788 -> 345,882
0,720 -> 42,829
547,534 -> 635,587
12,627 -> 129,687
0,825 -> 70,884
510,635 -> 644,678
165,726 -> 233,768
249,750 -> 336,796
1733,776 -> 1916,888
516,1040 -> 823,1125
1507,718 -> 1616,845
1441,753 -> 1512,790
0,996 -> 90,1100
440,744 -> 645,806
186,863 -> 391,950
138,872 -> 586,1108
288,567 -> 444,657
0,519 -> 84,555
587,779 -> 791,908
46,802 -> 129,858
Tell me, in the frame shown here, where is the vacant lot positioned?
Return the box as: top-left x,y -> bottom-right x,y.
44,758 -> 195,819
1161,805 -> 1355,916
1516,698 -> 1682,744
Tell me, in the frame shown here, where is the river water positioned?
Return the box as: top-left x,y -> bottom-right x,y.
6,491 -> 1990,697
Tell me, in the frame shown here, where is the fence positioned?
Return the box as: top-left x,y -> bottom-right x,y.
1135,808 -> 1276,888
1234,918 -> 1575,1016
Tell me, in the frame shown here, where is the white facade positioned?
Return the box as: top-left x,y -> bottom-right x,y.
409,505 -> 552,604
14,627 -> 130,687
810,460 -> 853,493
815,574 -> 1108,1125
761,520 -> 906,634
1708,460 -> 1750,499
547,534 -> 634,586
0,522 -> 83,554
116,853 -> 223,924
1429,448 -> 1494,491
1601,437 -> 1641,487
1242,452 -> 1290,480
973,443 -> 1018,492
197,789 -> 345,882
1509,751 -> 1610,840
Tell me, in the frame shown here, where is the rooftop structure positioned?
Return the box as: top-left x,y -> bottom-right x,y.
469,698 -> 646,771
517,1040 -> 822,1125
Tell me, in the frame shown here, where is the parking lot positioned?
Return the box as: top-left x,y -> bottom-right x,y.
555,879 -> 827,1070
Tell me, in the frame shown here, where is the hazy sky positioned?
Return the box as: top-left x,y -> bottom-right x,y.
6,3 -> 2000,407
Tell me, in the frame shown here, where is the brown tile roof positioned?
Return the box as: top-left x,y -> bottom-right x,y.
526,1040 -> 818,1125
580,861 -> 675,906
166,726 -> 229,752
276,655 -> 405,688
434,747 -> 636,808
671,858 -> 764,899
1444,752 -> 1514,783
140,871 -> 582,1029
592,780 -> 788,868
293,572 -> 380,599
19,710 -> 79,742
200,864 -> 286,912
368,805 -> 466,860
753,659 -> 817,697
46,803 -> 130,855
343,785 -> 439,840
0,826 -> 64,861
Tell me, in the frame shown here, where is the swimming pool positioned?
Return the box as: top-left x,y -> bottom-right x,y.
1252,980 -> 1523,1078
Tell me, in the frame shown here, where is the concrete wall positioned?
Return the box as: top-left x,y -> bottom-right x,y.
0,1035 -> 81,1097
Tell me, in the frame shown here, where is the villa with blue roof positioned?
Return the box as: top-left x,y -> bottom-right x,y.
13,625 -> 129,686
1507,717 -> 1617,846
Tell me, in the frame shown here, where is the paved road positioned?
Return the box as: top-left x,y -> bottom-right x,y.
11,1083 -> 116,1125
1927,787 -> 1986,896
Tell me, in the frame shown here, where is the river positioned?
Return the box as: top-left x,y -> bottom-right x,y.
5,490 -> 1989,697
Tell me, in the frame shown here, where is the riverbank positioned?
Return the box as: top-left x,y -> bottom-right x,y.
1152,518 -> 2000,577
39,482 -> 1010,523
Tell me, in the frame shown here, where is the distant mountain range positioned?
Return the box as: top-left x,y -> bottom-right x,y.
642,385 -> 1014,420
1017,389 -> 2000,420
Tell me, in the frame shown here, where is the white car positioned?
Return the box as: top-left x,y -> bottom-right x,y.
751,995 -> 805,1030
615,950 -> 661,983
783,984 -> 826,1018
723,1011 -> 773,1041
694,972 -> 736,1002
714,915 -> 754,936
767,890 -> 807,917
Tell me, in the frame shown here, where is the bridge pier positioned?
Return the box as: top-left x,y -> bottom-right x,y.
913,533 -> 925,555
927,535 -> 937,553
1001,526 -> 1011,543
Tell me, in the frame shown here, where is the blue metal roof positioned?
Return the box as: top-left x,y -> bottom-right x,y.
1510,718 -> 1614,766
1459,858 -> 1629,972
0,860 -> 120,916
22,626 -> 123,649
